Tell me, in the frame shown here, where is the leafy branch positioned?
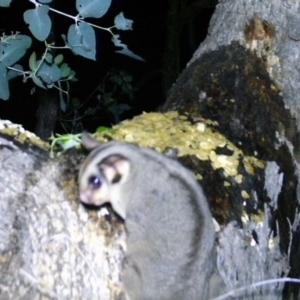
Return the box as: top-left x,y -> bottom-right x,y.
0,0 -> 144,100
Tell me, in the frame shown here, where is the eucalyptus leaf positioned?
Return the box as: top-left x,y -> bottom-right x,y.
68,70 -> 77,81
29,52 -> 37,71
44,52 -> 53,64
32,73 -> 47,89
24,5 -> 51,41
0,63 -> 9,100
76,0 -> 111,18
114,12 -> 133,30
0,0 -> 11,7
0,35 -> 32,67
67,22 -> 96,60
54,54 -> 64,65
36,61 -> 62,85
7,64 -> 23,80
112,35 -> 145,61
60,63 -> 71,77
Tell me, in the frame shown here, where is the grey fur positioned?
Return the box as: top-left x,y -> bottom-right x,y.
79,136 -> 224,300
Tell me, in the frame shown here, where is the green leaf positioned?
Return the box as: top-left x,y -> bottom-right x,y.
61,34 -> 67,43
121,82 -> 132,93
50,134 -> 82,157
0,63 -> 9,100
96,126 -> 116,134
32,73 -> 47,89
123,74 -> 133,82
29,52 -> 37,71
0,35 -> 32,67
60,63 -> 71,77
0,0 -> 11,7
76,0 -> 111,18
7,64 -> 23,80
23,5 -> 51,41
114,12 -> 133,30
112,35 -> 145,61
36,60 -> 62,85
44,52 -> 53,63
68,70 -> 77,81
54,54 -> 64,65
67,22 -> 96,60
108,103 -> 131,123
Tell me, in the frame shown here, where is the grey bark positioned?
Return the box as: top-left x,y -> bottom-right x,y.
0,130 -> 124,300
161,0 -> 300,299
190,0 -> 300,124
2,1 -> 300,299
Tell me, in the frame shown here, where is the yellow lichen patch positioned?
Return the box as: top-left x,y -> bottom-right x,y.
251,212 -> 265,224
241,190 -> 251,199
195,174 -> 203,180
268,236 -> 279,249
0,120 -> 50,150
234,174 -> 243,184
196,122 -> 206,132
209,151 -> 240,177
241,212 -> 250,224
243,156 -> 265,174
94,111 -> 265,180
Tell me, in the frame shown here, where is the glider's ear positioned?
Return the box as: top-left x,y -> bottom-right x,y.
81,132 -> 102,150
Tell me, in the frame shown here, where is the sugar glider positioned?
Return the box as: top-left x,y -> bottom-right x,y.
79,133 -> 224,300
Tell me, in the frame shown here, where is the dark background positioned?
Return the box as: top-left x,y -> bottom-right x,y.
0,0 -> 214,133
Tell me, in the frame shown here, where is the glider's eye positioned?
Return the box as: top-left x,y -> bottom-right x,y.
89,176 -> 102,189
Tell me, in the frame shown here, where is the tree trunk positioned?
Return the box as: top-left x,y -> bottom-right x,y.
35,88 -> 60,140
161,0 -> 300,298
2,0 -> 300,299
0,123 -> 124,300
162,0 -> 217,94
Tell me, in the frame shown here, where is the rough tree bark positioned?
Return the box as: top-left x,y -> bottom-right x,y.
162,0 -> 217,94
161,0 -> 300,299
0,122 -> 124,300
1,0 -> 300,300
35,88 -> 60,140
